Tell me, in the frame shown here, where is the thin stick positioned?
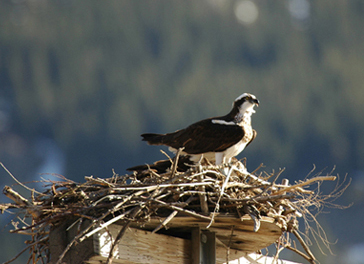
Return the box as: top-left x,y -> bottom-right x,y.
286,245 -> 315,264
170,147 -> 184,179
112,181 -> 215,192
85,176 -> 115,188
166,169 -> 222,184
3,186 -> 32,207
292,229 -> 316,262
272,240 -> 285,263
274,176 -> 336,195
106,221 -> 130,264
271,168 -> 286,185
250,163 -> 264,174
219,194 -> 295,203
233,166 -> 273,186
3,236 -> 48,264
3,186 -> 42,219
198,174 -> 209,215
106,205 -> 143,264
150,198 -> 212,221
79,208 -> 134,242
207,165 -> 234,228
152,211 -> 178,233
1,162 -> 43,195
152,196 -> 195,233
160,149 -> 173,164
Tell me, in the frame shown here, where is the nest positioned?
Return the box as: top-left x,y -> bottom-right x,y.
0,158 -> 350,264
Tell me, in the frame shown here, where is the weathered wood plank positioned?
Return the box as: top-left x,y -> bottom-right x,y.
132,215 -> 282,253
92,226 -> 191,264
220,253 -> 302,264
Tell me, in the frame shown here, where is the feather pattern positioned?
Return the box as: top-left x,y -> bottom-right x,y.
141,93 -> 259,164
142,119 -> 247,154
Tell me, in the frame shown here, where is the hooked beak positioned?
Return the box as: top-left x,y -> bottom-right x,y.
250,98 -> 260,106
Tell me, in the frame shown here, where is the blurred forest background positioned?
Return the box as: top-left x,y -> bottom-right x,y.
0,0 -> 363,263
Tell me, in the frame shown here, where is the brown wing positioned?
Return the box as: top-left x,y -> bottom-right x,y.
161,119 -> 246,154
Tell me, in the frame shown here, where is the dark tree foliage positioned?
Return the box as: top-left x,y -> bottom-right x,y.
0,1 -> 363,263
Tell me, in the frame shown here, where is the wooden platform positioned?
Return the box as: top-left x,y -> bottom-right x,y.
50,214 -> 286,264
134,215 -> 282,253
88,215 -> 281,263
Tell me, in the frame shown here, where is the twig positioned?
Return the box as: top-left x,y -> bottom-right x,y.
0,203 -> 19,211
106,205 -> 144,264
112,181 -> 215,192
160,149 -> 173,164
1,162 -> 43,195
152,196 -> 194,233
85,176 -> 115,187
79,208 -> 134,242
198,174 -> 209,215
271,168 -> 286,186
3,186 -> 32,207
3,186 -> 42,219
2,236 -> 48,264
286,245 -> 314,264
207,165 -> 234,228
149,198 -> 212,221
12,230 -> 49,236
166,169 -> 223,184
274,176 -> 336,195
250,163 -> 264,175
170,147 -> 184,179
152,210 -> 178,233
272,240 -> 285,264
292,229 -> 316,263
233,167 -> 273,186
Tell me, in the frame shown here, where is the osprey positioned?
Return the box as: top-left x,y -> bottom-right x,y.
140,93 -> 259,167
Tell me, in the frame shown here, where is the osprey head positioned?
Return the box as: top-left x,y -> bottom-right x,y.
233,93 -> 259,114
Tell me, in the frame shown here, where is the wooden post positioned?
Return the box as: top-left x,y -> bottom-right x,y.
191,227 -> 216,264
49,218 -> 95,264
191,227 -> 201,264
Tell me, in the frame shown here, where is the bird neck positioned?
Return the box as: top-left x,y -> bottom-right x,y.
227,104 -> 254,125
236,111 -> 253,125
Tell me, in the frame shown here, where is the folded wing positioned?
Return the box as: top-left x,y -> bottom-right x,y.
142,119 -> 246,154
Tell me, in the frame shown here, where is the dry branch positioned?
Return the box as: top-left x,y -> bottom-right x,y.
273,176 -> 337,195
3,186 -> 42,219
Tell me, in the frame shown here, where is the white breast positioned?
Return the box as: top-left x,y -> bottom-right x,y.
216,123 -> 253,164
222,140 -> 248,161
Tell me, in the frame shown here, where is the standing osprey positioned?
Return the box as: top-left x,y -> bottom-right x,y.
140,93 -> 259,166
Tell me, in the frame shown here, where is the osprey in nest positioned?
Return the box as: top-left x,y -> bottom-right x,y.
128,93 -> 259,173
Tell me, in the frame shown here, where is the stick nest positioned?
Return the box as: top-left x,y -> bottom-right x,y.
1,159 -> 350,264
